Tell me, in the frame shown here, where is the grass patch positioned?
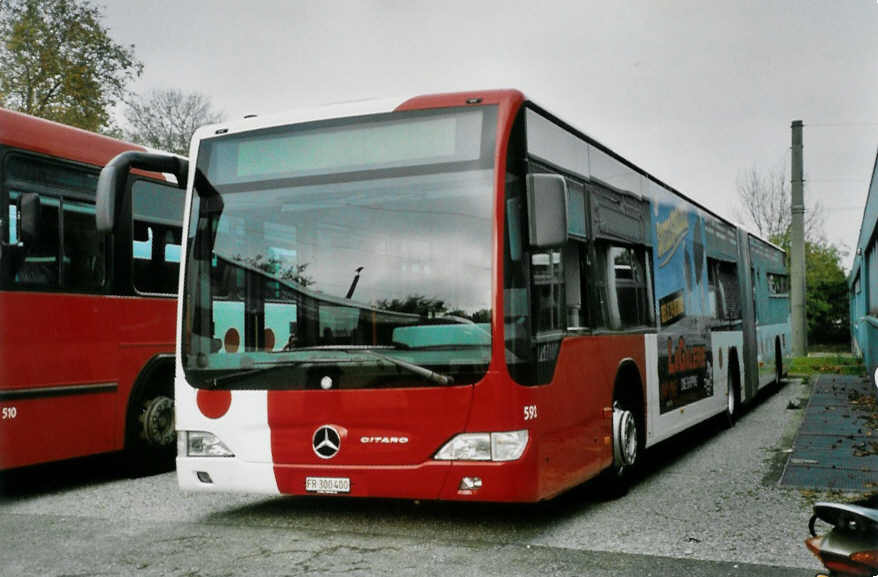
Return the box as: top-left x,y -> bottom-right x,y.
788,354 -> 866,377
809,343 -> 853,354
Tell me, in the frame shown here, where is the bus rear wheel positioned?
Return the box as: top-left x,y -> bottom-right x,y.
139,395 -> 175,448
723,352 -> 741,429
775,339 -> 783,387
724,385 -> 737,428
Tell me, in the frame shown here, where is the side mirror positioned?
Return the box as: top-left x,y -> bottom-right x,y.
96,151 -> 189,233
18,192 -> 40,247
526,173 -> 568,249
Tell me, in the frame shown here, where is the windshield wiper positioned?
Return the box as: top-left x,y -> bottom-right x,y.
205,347 -> 454,388
207,359 -> 305,387
360,349 -> 454,386
295,346 -> 454,386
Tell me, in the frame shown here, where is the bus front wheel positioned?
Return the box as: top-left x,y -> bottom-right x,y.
124,381 -> 175,476
613,402 -> 639,472
600,391 -> 643,498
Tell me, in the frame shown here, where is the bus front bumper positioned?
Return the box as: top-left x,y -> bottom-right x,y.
177,456 -> 540,502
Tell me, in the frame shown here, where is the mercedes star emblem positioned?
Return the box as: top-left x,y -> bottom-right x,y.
312,425 -> 341,459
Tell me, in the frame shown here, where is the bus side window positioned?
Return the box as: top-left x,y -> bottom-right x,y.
8,204 -> 17,244
564,179 -> 588,331
708,259 -> 722,319
528,172 -> 590,336
563,243 -> 585,329
719,261 -> 741,322
132,222 -> 154,292
768,273 -> 789,295
132,223 -> 182,294
530,249 -> 564,334
12,192 -> 60,288
594,243 -> 653,329
751,266 -> 758,322
62,200 -> 105,290
708,258 -> 742,323
131,179 -> 184,294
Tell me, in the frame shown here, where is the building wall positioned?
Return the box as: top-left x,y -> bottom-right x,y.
850,151 -> 878,384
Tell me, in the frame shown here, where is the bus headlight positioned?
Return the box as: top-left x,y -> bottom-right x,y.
186,431 -> 234,457
490,430 -> 529,461
434,430 -> 528,462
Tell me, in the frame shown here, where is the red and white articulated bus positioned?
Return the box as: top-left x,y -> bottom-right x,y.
97,89 -> 790,501
0,108 -> 186,473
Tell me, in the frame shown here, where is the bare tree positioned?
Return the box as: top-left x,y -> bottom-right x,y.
735,162 -> 823,246
124,88 -> 222,155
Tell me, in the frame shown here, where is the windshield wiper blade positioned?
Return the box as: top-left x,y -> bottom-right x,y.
208,359 -> 304,387
360,349 -> 454,386
295,346 -> 454,386
206,348 -> 454,388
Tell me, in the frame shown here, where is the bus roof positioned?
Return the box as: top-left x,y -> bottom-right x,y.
193,89 -> 784,257
0,107 -> 146,168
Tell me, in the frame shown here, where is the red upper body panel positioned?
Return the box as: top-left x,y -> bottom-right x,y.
0,108 -> 146,167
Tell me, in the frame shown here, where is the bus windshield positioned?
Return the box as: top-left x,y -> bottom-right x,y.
182,106 -> 498,389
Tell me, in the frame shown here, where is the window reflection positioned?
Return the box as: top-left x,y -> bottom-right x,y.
208,170 -> 494,323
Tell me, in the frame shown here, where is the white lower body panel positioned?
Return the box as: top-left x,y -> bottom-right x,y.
645,330 -> 743,448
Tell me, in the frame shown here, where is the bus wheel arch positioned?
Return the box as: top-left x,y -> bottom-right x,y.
124,354 -> 175,475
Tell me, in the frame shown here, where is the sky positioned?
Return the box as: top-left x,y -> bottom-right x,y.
102,0 -> 878,271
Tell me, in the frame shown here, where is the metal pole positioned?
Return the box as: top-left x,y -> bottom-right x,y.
790,120 -> 807,356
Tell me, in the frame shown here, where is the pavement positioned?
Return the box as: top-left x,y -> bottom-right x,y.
0,512 -> 813,577
1,370 -> 875,576
779,373 -> 878,494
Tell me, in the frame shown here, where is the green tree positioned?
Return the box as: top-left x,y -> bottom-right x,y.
124,89 -> 223,156
376,295 -> 447,317
0,0 -> 142,132
804,241 -> 849,343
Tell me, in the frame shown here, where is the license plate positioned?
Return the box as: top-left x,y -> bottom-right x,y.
305,476 -> 350,494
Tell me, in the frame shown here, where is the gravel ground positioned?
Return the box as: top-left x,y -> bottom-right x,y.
2,377 -> 867,573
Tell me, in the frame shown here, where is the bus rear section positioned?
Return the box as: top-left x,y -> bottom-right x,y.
0,108 -> 185,472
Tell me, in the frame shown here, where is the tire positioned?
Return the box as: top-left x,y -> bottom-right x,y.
723,353 -> 740,429
775,339 -> 783,387
601,393 -> 643,498
124,381 -> 175,477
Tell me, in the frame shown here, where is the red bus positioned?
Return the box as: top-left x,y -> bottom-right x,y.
98,89 -> 790,501
0,109 -> 186,473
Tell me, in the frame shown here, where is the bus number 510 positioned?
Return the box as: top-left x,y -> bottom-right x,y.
2,406 -> 17,420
